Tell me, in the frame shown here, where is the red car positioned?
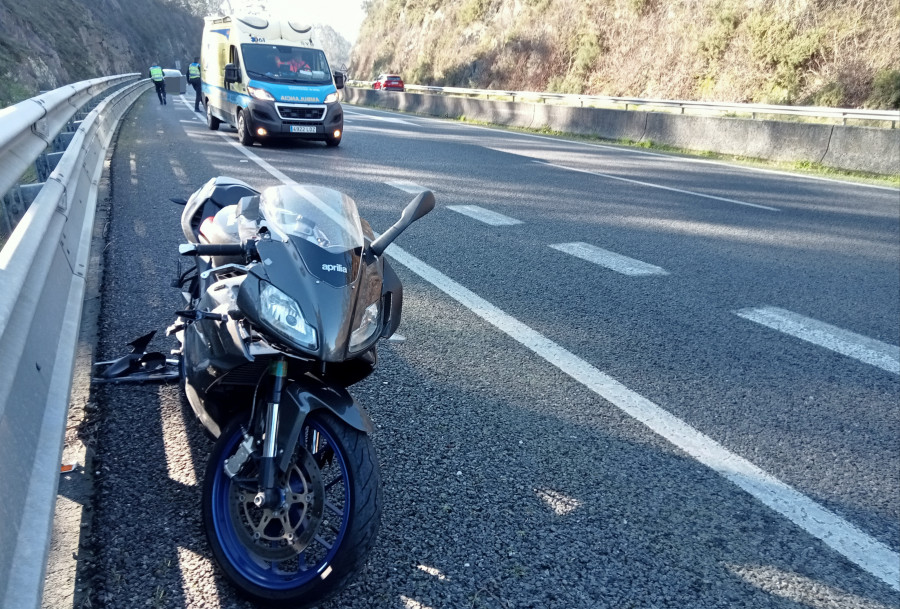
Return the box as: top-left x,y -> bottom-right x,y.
373,74 -> 405,92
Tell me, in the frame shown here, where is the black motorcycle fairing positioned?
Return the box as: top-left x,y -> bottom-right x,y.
275,377 -> 374,474
290,236 -> 360,287
183,315 -> 253,381
322,347 -> 376,387
380,258 -> 403,339
238,240 -> 386,361
182,274 -> 256,434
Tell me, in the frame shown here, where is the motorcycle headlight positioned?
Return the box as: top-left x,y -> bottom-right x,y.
260,283 -> 317,350
349,301 -> 380,352
324,92 -> 338,104
248,86 -> 275,101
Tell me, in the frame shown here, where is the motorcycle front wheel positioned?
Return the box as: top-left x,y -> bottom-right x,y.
202,411 -> 382,608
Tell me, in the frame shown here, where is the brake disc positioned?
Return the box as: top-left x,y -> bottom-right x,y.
229,447 -> 325,560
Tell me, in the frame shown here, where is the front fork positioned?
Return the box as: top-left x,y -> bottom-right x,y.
255,357 -> 287,510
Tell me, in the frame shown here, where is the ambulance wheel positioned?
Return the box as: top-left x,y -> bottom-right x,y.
237,111 -> 254,146
207,104 -> 220,131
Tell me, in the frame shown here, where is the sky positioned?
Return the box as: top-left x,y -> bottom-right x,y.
226,0 -> 368,44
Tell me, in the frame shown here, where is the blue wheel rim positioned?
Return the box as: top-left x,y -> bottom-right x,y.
210,419 -> 350,590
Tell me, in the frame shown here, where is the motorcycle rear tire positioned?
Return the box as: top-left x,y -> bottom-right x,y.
202,411 -> 382,608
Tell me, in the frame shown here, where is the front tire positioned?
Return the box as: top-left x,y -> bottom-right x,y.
237,111 -> 254,146
203,412 -> 381,608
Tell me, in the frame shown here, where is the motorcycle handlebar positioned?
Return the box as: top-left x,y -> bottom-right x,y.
179,243 -> 247,257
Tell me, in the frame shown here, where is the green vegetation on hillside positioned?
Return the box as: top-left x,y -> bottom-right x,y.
353,0 -> 900,108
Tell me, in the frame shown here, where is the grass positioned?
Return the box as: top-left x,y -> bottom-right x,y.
353,0 -> 900,111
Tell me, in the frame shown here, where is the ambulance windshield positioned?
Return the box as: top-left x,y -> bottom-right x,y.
243,44 -> 332,85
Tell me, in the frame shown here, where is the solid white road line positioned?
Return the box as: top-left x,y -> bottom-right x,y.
535,160 -> 781,211
386,180 -> 429,194
437,111 -> 899,192
736,306 -> 900,375
550,242 -> 669,276
447,205 -> 523,226
219,121 -> 900,592
383,243 -> 899,593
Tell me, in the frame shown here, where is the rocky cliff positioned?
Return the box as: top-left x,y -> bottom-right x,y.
0,0 -> 206,106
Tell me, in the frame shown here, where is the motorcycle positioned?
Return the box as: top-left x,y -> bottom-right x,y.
164,176 -> 434,606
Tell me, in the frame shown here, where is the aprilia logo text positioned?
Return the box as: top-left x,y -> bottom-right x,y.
322,264 -> 347,273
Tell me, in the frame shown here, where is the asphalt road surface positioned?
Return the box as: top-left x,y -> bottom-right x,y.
75,90 -> 899,609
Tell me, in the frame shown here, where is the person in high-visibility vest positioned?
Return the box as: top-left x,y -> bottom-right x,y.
186,57 -> 202,112
149,63 -> 166,105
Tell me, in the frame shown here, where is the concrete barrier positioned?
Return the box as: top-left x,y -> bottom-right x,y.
641,113 -> 835,164
343,87 -> 899,176
822,125 -> 900,176
536,105 -> 649,142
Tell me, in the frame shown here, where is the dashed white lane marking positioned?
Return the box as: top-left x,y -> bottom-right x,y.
736,306 -> 900,375
386,180 -> 429,194
219,116 -> 900,592
535,160 -> 781,212
550,242 -> 669,276
382,242 -> 900,592
447,205 -> 523,226
344,110 -> 415,125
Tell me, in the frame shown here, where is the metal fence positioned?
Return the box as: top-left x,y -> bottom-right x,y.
349,81 -> 900,127
0,73 -> 147,609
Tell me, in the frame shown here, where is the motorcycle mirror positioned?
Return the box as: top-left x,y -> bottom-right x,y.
170,197 -> 188,206
369,190 -> 435,257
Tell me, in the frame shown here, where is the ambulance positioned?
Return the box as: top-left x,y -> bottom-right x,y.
201,13 -> 345,147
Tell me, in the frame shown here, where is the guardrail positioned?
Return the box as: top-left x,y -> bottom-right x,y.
0,74 -> 148,609
348,81 -> 900,127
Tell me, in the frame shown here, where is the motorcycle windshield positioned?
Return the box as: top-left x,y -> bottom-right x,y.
259,184 -> 364,286
260,184 -> 363,248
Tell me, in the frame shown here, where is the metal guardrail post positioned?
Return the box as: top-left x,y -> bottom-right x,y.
0,74 -> 139,206
36,152 -> 65,182
53,131 -> 76,153
1,184 -> 44,232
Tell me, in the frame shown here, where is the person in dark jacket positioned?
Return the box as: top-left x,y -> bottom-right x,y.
149,63 -> 166,105
187,57 -> 202,112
